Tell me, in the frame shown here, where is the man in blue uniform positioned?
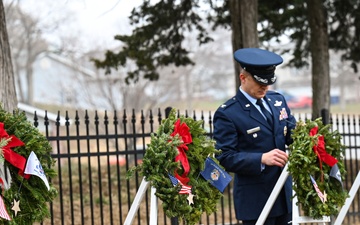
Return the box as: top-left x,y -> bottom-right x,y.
213,48 -> 296,225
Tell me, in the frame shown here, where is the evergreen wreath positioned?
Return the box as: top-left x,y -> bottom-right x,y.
288,117 -> 348,219
127,109 -> 223,225
0,105 -> 57,224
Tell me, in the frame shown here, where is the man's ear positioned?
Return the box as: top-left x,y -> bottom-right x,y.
239,73 -> 246,82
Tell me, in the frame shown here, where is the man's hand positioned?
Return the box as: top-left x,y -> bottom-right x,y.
261,149 -> 288,167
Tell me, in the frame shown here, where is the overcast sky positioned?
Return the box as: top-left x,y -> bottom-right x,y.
5,0 -> 142,51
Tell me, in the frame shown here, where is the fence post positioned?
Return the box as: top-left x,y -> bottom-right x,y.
321,108 -> 329,125
165,107 -> 172,118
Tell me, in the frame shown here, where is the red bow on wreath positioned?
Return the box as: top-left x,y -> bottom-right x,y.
0,122 -> 30,179
171,119 -> 193,185
309,126 -> 338,181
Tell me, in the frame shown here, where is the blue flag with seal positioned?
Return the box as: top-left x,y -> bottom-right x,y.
200,157 -> 232,193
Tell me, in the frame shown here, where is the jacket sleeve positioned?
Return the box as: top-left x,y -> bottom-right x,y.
213,109 -> 263,176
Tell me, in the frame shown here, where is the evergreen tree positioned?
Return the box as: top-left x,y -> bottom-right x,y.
258,0 -> 360,118
93,0 -> 360,118
92,0 -> 257,89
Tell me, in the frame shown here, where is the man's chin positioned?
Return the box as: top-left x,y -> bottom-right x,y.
257,93 -> 266,98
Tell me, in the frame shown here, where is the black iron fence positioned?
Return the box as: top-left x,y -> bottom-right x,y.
30,109 -> 359,225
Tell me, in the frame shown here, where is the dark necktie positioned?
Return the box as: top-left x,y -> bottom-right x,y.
256,99 -> 273,126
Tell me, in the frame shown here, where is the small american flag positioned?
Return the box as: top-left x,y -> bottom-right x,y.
310,175 -> 325,203
168,174 -> 192,194
0,195 -> 11,220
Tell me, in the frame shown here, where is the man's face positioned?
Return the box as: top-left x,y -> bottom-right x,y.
240,72 -> 269,99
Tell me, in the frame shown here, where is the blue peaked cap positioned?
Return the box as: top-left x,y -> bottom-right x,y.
234,48 -> 283,85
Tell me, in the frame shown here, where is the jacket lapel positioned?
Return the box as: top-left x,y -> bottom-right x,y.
236,91 -> 272,129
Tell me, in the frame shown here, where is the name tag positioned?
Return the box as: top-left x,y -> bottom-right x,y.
247,126 -> 260,134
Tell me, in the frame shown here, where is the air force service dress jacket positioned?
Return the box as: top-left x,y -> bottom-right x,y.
213,89 -> 296,221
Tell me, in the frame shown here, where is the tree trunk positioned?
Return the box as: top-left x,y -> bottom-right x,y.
26,60 -> 34,105
0,0 -> 17,112
14,60 -> 25,102
229,0 -> 258,93
306,0 -> 330,120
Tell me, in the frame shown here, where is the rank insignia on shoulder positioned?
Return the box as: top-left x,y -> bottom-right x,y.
221,104 -> 226,108
245,104 -> 250,107
279,108 -> 288,120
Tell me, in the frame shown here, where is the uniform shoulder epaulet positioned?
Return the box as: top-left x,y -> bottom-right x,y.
218,96 -> 237,110
267,90 -> 281,96
266,90 -> 287,103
